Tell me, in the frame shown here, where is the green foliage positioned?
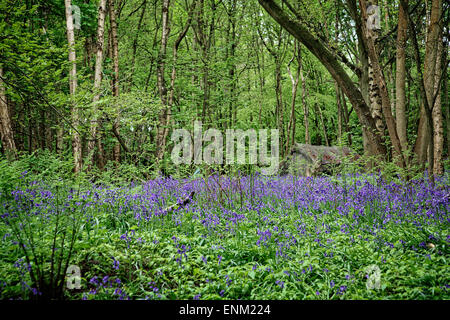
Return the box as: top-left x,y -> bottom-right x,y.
1,172 -> 448,300
0,151 -> 73,202
0,182 -> 83,299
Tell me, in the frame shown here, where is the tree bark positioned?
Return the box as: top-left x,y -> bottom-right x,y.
88,0 -> 107,169
366,0 -> 385,136
432,29 -> 444,175
299,44 -> 310,145
65,0 -> 82,173
413,0 -> 442,168
444,40 -> 449,158
359,0 -> 405,167
395,0 -> 408,154
0,66 -> 17,160
286,41 -> 301,155
109,0 -> 121,163
155,0 -> 171,161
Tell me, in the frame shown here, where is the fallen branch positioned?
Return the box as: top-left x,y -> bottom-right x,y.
162,191 -> 195,215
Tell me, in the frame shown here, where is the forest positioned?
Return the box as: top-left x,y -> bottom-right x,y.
0,0 -> 448,301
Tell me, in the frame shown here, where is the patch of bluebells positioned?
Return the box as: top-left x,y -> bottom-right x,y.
147,281 -> 162,299
1,173 -> 449,299
336,285 -> 347,296
173,238 -> 191,268
85,275 -> 127,300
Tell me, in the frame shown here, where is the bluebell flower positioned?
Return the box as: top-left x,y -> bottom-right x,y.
112,257 -> 120,270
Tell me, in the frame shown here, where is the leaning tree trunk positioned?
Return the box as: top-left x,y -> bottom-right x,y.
64,0 -> 82,173
258,0 -> 386,159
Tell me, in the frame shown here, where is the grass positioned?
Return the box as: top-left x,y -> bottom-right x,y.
0,172 -> 449,300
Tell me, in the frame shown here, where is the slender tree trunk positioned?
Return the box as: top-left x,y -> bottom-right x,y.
444,42 -> 449,158
314,103 -> 329,146
129,0 -> 147,91
336,83 -> 343,144
65,0 -> 82,173
229,2 -> 237,129
275,59 -> 284,154
109,0 -> 121,163
341,88 -> 352,146
334,1 -> 344,146
395,0 -> 408,155
0,66 -> 17,160
286,41 -> 301,154
255,36 -> 265,128
432,29 -> 444,175
155,0 -> 170,161
298,45 -> 310,145
413,0 -> 442,168
88,0 -> 107,169
163,4 -> 193,155
96,124 -> 105,170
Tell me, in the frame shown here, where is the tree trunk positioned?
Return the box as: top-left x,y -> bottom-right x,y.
286,41 -> 301,155
366,0 -> 385,137
444,41 -> 449,158
336,83 -> 343,144
109,0 -> 121,163
88,0 -> 107,169
128,0 -> 147,91
155,0 -> 171,161
275,59 -> 284,155
0,66 -> 17,160
340,87 -> 352,146
432,28 -> 444,175
395,0 -> 408,154
314,103 -> 329,146
65,0 -> 82,173
298,45 -> 310,145
413,0 -> 442,168
360,0 -> 405,167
